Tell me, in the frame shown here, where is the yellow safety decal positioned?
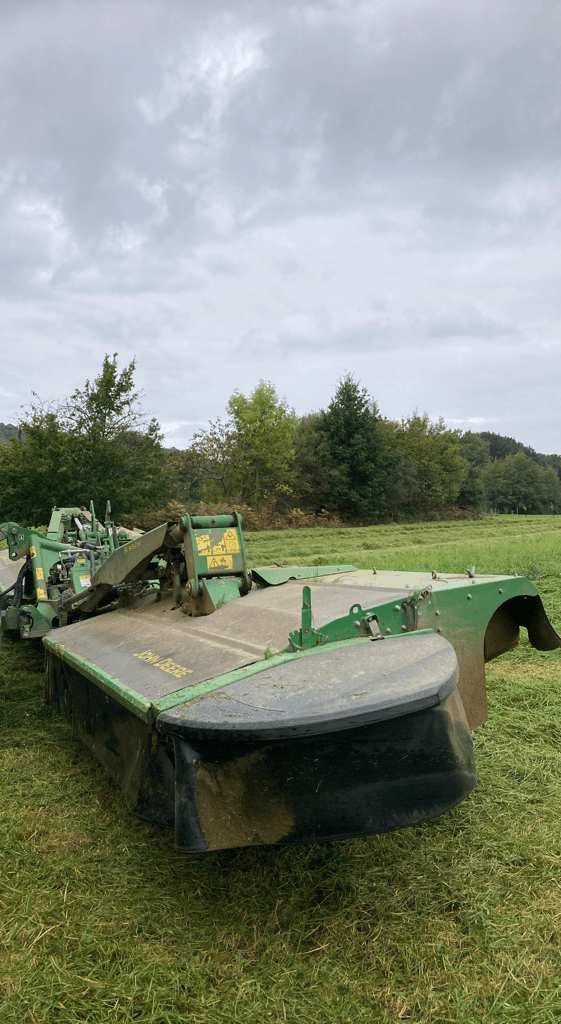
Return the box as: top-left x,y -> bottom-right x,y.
79,575 -> 91,589
196,530 -> 239,558
36,587 -> 47,600
134,650 -> 193,679
30,545 -> 37,559
223,528 -> 240,554
207,554 -> 233,570
35,567 -> 44,580
196,533 -> 211,556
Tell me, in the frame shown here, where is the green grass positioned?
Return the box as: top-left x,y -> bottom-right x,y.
2,517 -> 561,1022
244,514 -> 561,578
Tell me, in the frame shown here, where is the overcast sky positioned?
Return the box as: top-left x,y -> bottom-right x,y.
1,0 -> 560,452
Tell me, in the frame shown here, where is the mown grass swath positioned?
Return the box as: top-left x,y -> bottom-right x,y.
2,516 -> 561,1023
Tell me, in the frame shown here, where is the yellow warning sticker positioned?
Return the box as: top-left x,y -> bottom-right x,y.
196,529 -> 240,559
36,587 -> 47,600
207,555 -> 233,570
79,575 -> 91,589
30,545 -> 37,559
35,567 -> 44,580
196,533 -> 211,556
223,528 -> 240,554
133,650 -> 193,679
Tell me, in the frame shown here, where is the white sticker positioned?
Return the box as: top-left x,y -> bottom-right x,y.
79,575 -> 91,589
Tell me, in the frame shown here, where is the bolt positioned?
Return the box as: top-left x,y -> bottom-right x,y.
435,610 -> 440,616
386,627 -> 392,634
401,625 -> 407,632
354,620 -> 360,627
394,605 -> 401,611
467,594 -> 472,599
437,627 -> 443,633
499,588 -> 503,594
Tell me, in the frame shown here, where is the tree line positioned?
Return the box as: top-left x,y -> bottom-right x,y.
1,356 -> 560,526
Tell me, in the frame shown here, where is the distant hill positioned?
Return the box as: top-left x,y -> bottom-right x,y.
0,423 -> 19,443
475,431 -> 561,478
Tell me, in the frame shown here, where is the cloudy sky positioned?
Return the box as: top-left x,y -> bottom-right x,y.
1,0 -> 560,452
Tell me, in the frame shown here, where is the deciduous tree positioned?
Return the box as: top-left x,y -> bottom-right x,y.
191,381 -> 297,507
381,414 -> 467,517
482,451 -> 561,513
0,355 -> 167,524
292,413 -> 333,512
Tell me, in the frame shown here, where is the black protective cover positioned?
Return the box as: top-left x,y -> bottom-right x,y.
46,632 -> 475,853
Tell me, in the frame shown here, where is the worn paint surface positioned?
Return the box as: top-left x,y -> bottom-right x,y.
43,570 -> 559,734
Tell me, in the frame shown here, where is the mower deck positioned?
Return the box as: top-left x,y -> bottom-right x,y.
43,574 -> 484,851
3,506 -> 558,854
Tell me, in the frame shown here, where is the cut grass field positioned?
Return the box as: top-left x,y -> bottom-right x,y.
244,513 -> 561,579
2,515 -> 561,1023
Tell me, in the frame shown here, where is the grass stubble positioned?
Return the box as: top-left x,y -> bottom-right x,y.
2,517 -> 561,1023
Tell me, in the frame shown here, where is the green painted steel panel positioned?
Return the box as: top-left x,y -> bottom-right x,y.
251,565 -> 357,586
43,636 -> 154,721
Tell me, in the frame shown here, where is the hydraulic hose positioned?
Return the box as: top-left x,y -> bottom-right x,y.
12,558 -> 32,610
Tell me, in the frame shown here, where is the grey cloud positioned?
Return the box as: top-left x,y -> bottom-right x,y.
1,0 -> 561,454
426,317 -> 519,340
